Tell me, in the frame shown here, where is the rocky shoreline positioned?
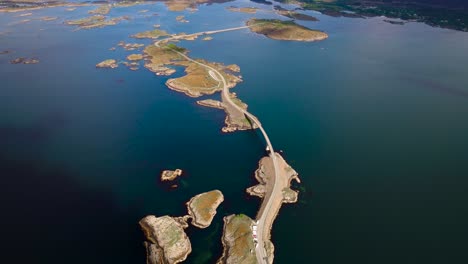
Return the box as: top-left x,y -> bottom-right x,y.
139,189 -> 224,263
217,214 -> 257,264
140,215 -> 192,264
160,169 -> 183,181
186,190 -> 224,228
197,95 -> 257,133
96,59 -> 118,69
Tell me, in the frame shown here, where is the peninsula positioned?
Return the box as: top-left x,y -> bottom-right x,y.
247,19 -> 328,42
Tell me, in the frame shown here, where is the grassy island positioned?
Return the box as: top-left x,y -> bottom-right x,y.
227,6 -> 258,14
66,15 -> 129,29
88,5 -> 111,15
143,43 -> 242,98
131,29 -> 168,39
186,190 -> 224,228
247,18 -> 328,42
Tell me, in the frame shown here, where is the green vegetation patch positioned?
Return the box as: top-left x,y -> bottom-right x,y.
165,43 -> 187,53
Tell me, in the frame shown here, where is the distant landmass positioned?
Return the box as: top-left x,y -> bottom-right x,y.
292,0 -> 468,9
281,0 -> 468,31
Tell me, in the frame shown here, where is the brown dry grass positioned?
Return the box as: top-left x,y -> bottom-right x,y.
191,191 -> 222,222
248,19 -> 328,41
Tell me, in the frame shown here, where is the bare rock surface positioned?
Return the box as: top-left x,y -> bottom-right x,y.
217,214 -> 257,264
139,215 -> 191,264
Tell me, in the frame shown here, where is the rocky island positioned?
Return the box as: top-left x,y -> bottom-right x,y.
140,215 -> 192,264
160,169 -> 183,181
10,57 -> 39,64
131,29 -> 168,39
117,41 -> 145,51
66,15 -> 130,29
126,53 -> 143,61
186,190 -> 224,228
247,18 -> 328,42
217,214 -> 257,264
88,5 -> 111,15
40,16 -> 58,21
96,59 -> 118,68
140,189 -> 225,263
227,6 -> 258,14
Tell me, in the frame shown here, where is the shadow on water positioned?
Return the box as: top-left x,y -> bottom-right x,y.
0,155 -> 145,264
402,74 -> 468,99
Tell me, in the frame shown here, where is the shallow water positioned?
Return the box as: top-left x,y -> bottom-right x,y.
1,1 -> 468,263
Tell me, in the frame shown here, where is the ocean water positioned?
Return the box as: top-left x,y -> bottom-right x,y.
1,1 -> 468,263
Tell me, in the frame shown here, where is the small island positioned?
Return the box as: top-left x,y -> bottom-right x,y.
227,6 -> 258,14
96,59 -> 118,68
66,15 -> 129,29
117,41 -> 144,51
160,169 -> 183,181
88,5 -> 111,15
131,29 -> 168,39
176,15 -> 188,23
186,190 -> 224,228
247,18 -> 328,42
10,57 -> 39,64
40,16 -> 58,21
126,53 -> 143,61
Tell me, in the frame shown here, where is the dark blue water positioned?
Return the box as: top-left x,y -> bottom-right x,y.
1,1 -> 468,263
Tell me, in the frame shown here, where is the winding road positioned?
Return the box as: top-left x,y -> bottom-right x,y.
156,26 -> 278,264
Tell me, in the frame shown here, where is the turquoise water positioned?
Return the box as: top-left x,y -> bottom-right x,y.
1,1 -> 468,263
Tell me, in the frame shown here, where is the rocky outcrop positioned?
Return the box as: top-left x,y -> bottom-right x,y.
196,99 -> 225,109
217,214 -> 257,264
160,169 -> 183,181
127,54 -> 143,61
96,59 -> 118,68
139,190 -> 225,262
197,96 -> 257,133
246,154 -> 300,204
139,215 -> 191,264
10,57 -> 39,64
186,190 -> 224,228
